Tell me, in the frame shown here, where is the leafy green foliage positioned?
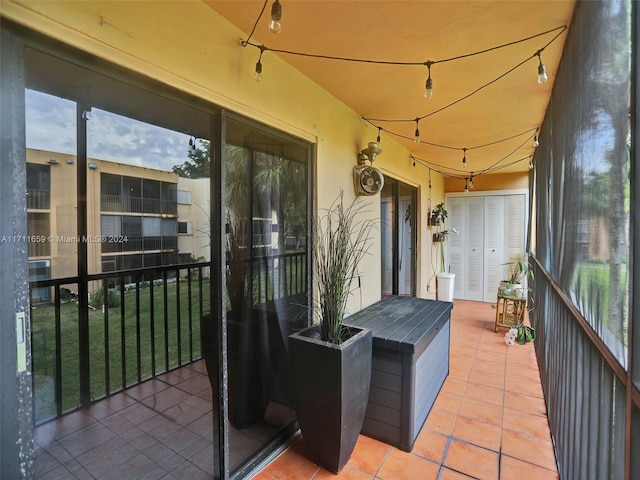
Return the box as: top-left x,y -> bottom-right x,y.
172,139 -> 210,178
89,286 -> 120,309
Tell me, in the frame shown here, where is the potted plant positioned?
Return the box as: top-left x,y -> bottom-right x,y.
499,256 -> 533,298
431,202 -> 457,301
429,201 -> 447,228
289,191 -> 375,474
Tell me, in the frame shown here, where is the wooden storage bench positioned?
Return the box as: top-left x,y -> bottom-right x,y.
346,296 -> 452,452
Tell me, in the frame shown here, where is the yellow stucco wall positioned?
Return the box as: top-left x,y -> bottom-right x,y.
4,0 -> 450,303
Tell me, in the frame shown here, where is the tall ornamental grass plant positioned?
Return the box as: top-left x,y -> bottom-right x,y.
313,192 -> 376,344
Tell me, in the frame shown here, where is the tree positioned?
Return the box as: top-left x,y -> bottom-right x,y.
172,139 -> 210,178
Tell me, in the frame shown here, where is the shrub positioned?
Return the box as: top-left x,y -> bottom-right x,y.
90,287 -> 120,309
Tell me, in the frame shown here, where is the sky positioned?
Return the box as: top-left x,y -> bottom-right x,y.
25,89 -> 192,172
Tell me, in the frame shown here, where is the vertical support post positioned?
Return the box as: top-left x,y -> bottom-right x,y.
212,110 -> 229,480
77,104 -> 91,405
0,26 -> 34,478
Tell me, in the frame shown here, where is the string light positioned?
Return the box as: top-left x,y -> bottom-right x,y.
536,50 -> 548,84
533,127 -> 540,147
464,178 -> 469,194
469,174 -> 474,188
529,158 -> 534,169
242,23 -> 567,96
414,118 -> 421,144
376,127 -> 382,143
189,136 -> 196,153
424,62 -> 434,99
462,148 -> 467,168
255,46 -> 265,81
269,0 -> 282,33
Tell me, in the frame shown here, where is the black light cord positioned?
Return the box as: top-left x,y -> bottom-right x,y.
242,25 -> 566,67
241,0 -> 269,47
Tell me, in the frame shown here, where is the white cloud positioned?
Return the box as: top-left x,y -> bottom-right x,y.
26,89 -> 192,173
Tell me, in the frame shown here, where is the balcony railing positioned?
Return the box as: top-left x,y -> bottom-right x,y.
29,250 -> 307,425
101,194 -> 177,215
27,189 -> 50,210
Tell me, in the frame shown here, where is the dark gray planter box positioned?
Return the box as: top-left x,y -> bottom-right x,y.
289,324 -> 372,474
346,296 -> 452,452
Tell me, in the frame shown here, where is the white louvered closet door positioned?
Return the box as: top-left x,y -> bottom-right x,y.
484,196 -> 505,302
465,198 -> 485,301
446,193 -> 526,302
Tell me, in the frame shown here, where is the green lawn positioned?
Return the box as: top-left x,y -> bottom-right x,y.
575,261 -> 628,346
31,277 -> 211,423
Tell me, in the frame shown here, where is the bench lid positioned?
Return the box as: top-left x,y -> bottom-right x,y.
345,296 -> 452,353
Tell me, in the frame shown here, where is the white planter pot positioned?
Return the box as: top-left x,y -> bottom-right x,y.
436,272 -> 455,302
499,281 -> 524,298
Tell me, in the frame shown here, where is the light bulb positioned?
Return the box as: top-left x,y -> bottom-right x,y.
424,77 -> 433,99
462,155 -> 467,168
269,19 -> 281,33
537,63 -> 548,84
529,159 -> 534,170
377,128 -> 381,143
464,181 -> 469,194
269,0 -> 282,33
254,60 -> 263,81
469,176 -> 474,189
414,128 -> 420,143
533,135 -> 540,147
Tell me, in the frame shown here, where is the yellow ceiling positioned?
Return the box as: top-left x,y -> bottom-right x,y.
205,1 -> 575,179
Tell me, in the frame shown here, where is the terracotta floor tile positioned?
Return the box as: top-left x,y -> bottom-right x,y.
500,455 -> 559,480
440,378 -> 467,397
502,407 -> 552,441
450,353 -> 475,368
261,439 -> 319,479
438,467 -> 477,479
468,370 -> 505,390
474,349 -> 507,366
346,435 -> 391,474
412,429 -> 449,464
505,354 -> 539,371
314,465 -> 375,479
504,377 -> 544,399
501,429 -> 557,471
443,439 -> 499,480
377,448 -> 440,480
458,397 -> 503,428
449,365 -> 472,380
463,383 -> 504,407
431,390 -> 463,414
423,408 -> 457,436
503,390 -> 547,417
452,415 -> 502,452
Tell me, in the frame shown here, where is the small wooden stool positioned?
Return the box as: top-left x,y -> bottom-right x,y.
495,293 -> 526,332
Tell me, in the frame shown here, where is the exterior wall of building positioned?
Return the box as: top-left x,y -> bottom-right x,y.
26,149 -> 191,285
177,177 -> 211,264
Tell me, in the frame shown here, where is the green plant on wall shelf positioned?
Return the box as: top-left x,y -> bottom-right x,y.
429,202 -> 458,272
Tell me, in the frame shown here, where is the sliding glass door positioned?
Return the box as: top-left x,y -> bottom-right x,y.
22,40 -> 312,479
381,177 -> 416,297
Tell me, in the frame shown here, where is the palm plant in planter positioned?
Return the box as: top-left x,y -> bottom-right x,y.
430,202 -> 457,301
289,192 -> 375,474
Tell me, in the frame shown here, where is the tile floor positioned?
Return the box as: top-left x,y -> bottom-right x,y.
34,360 -> 217,480
34,300 -> 558,480
254,300 -> 558,480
